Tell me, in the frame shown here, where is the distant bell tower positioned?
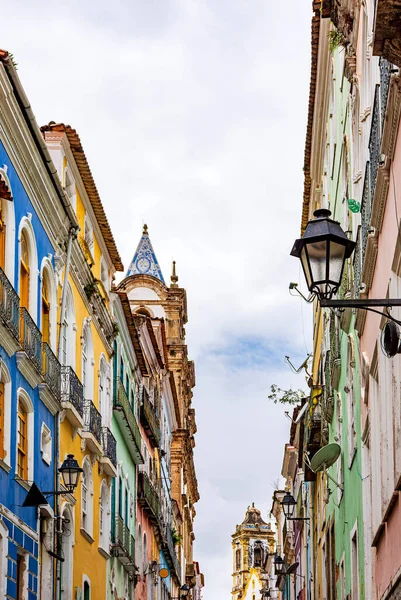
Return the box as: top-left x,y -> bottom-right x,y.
231,504 -> 275,600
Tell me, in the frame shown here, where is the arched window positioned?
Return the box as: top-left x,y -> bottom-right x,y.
41,272 -> 50,344
0,167 -> 16,282
137,524 -> 142,573
84,580 -> 90,600
20,230 -> 30,310
143,532 -> 147,576
0,362 -> 11,464
99,480 -> 110,551
18,219 -> 38,319
254,547 -> 262,568
16,390 -> 34,481
0,519 -> 8,598
60,505 -> 74,599
81,321 -> 94,400
135,307 -> 152,317
61,285 -> 75,368
81,458 -> 93,535
235,548 -> 241,571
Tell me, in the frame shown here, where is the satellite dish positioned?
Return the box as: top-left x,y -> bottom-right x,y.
310,443 -> 341,473
295,402 -> 308,424
286,562 -> 299,575
382,321 -> 401,357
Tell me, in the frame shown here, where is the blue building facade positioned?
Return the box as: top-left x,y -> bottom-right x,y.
0,138 -> 61,598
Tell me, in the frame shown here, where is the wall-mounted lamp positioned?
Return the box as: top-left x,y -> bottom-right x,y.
290,209 -> 401,325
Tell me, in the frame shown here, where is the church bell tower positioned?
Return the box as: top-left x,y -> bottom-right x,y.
231,504 -> 275,600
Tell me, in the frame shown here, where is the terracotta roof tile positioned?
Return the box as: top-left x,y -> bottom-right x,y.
301,5 -> 321,234
116,291 -> 148,376
40,122 -> 124,271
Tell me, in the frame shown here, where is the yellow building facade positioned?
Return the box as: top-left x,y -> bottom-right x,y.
42,123 -> 124,599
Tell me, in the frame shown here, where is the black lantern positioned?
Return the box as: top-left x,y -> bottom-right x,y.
180,585 -> 189,599
58,454 -> 83,493
290,208 -> 356,300
281,492 -> 297,520
274,554 -> 285,576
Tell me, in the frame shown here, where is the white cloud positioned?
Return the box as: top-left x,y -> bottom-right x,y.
2,1 -> 312,597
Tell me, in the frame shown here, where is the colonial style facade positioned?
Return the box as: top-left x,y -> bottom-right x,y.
0,48 -> 203,600
271,1 -> 401,599
231,505 -> 275,600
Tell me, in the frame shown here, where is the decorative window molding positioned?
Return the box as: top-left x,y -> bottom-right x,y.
0,166 -> 15,284
0,519 -> 8,599
81,320 -> 94,401
0,362 -> 11,467
18,216 -> 39,321
81,456 -> 93,537
40,257 -> 57,352
99,480 -> 110,552
40,423 -> 52,465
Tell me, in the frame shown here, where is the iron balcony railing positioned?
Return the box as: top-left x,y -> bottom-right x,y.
112,515 -> 135,563
83,399 -> 102,443
114,377 -> 142,455
101,426 -> 117,467
60,366 -> 84,417
42,343 -> 61,400
0,266 -> 19,340
164,526 -> 182,580
380,57 -> 392,130
138,470 -> 161,521
20,307 -> 42,373
140,387 -> 161,447
369,86 -> 381,199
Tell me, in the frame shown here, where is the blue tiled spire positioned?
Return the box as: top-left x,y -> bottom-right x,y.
126,224 -> 165,283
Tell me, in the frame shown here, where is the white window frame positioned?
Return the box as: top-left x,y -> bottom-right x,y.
40,258 -> 57,351
40,423 -> 52,465
18,216 -> 39,322
81,457 -> 93,537
0,166 -> 16,284
0,361 -> 11,467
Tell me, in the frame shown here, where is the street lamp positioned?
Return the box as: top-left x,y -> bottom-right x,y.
290,208 -> 355,300
171,585 -> 190,600
58,454 -> 84,493
22,454 -> 83,507
274,554 -> 285,576
281,492 -> 309,521
290,208 -> 401,323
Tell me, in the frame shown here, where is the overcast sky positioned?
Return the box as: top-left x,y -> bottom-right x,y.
2,1 -> 313,598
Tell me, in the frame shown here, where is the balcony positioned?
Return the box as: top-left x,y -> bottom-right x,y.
140,387 -> 161,448
113,377 -> 143,464
0,266 -> 20,355
38,343 -> 61,415
163,526 -> 182,583
82,399 -> 102,455
99,426 -> 117,477
138,470 -> 160,524
373,0 -> 401,68
111,514 -> 136,571
60,366 -> 84,429
17,307 -> 43,387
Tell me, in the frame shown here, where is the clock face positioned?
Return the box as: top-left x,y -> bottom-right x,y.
136,257 -> 151,273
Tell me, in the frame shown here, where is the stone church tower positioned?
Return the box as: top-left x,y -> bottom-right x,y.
116,225 -> 200,590
232,504 -> 275,600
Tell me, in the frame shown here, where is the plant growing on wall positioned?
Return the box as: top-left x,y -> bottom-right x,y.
171,528 -> 182,546
267,385 -> 306,405
328,29 -> 345,53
